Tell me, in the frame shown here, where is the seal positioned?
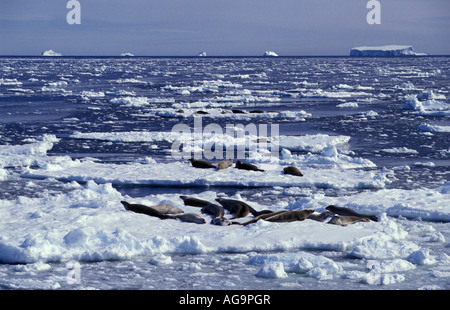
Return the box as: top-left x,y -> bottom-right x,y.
231,109 -> 246,114
235,160 -> 264,172
216,198 -> 250,219
283,166 -> 303,177
215,198 -> 272,217
189,158 -> 217,169
121,201 -> 169,219
121,201 -> 205,224
327,215 -> 371,226
168,213 -> 206,224
326,205 -> 378,222
211,217 -> 231,226
150,204 -> 184,215
307,210 -> 334,222
201,203 -> 230,226
180,195 -> 212,207
253,137 -> 270,143
201,203 -> 225,218
235,210 -> 315,226
216,159 -> 233,170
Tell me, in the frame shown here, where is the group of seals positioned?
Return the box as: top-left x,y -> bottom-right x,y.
179,195 -> 230,226
215,198 -> 273,218
306,205 -> 378,226
179,195 -> 271,226
233,210 -> 315,226
121,198 -> 378,228
189,158 -> 266,172
189,158 -> 304,177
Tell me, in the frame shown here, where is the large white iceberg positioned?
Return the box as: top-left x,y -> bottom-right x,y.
41,50 -> 62,57
350,45 -> 427,57
197,51 -> 207,57
263,51 -> 279,57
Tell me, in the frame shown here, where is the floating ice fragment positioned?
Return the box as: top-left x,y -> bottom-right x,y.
255,262 -> 287,278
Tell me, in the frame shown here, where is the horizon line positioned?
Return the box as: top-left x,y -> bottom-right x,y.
1,54 -> 449,58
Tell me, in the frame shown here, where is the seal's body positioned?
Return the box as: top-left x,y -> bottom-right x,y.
235,160 -> 264,172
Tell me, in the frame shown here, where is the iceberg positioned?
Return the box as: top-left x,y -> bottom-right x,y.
263,51 -> 279,57
350,45 -> 427,57
197,51 -> 207,57
120,53 -> 134,57
41,50 -> 62,57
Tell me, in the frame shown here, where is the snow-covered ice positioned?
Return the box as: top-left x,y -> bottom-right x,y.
0,181 -> 404,264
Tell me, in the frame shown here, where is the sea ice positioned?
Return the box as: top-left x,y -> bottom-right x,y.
250,251 -> 342,280
109,96 -> 152,107
255,262 -> 288,278
287,183 -> 450,222
402,94 -> 450,116
418,123 -> 450,133
0,78 -> 22,86
0,180 -> 390,264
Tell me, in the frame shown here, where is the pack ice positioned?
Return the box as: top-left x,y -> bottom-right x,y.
0,134 -> 448,267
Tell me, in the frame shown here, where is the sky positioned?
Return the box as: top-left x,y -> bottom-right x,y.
0,0 -> 449,56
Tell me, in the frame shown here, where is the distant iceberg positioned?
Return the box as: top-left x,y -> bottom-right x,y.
197,51 -> 207,57
41,50 -> 62,57
120,53 -> 134,57
350,45 -> 427,57
263,51 -> 279,57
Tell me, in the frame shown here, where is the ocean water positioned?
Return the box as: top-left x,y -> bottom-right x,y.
0,56 -> 449,290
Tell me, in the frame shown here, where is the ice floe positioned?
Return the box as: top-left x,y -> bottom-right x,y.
286,183 -> 450,222
418,123 -> 450,133
22,131 -> 385,189
402,94 -> 450,116
0,134 -> 76,169
21,159 -> 388,190
0,181 -> 384,264
0,78 -> 23,86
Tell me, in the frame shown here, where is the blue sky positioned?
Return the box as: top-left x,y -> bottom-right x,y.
0,0 -> 449,56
